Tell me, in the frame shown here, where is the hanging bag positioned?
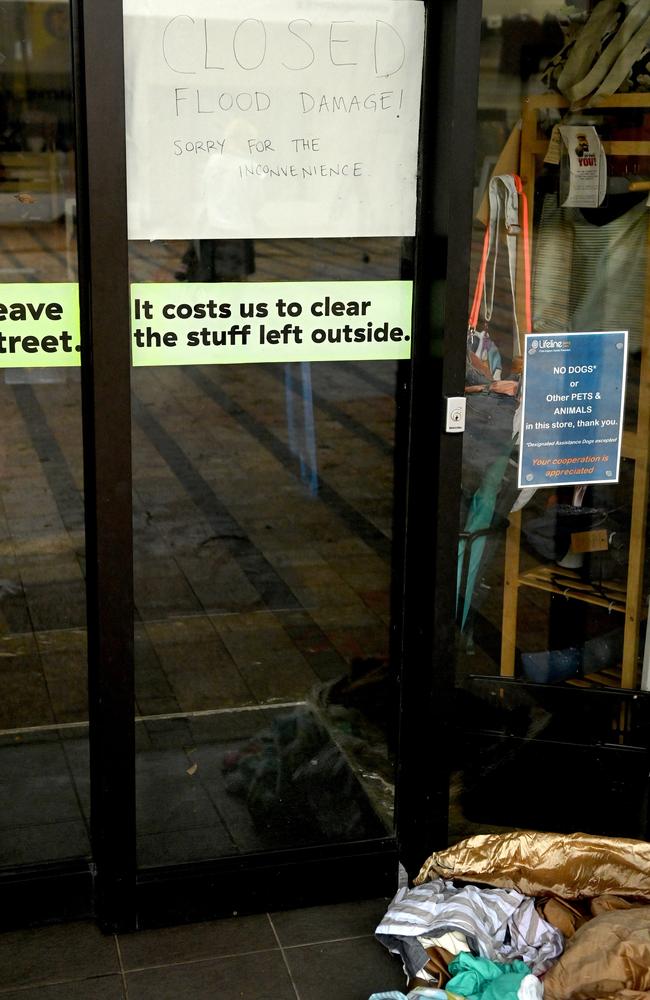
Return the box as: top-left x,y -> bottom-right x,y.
462,173 -> 531,493
466,172 -> 531,392
458,175 -> 532,632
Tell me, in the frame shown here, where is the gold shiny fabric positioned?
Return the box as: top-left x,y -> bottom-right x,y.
415,831 -> 650,901
542,908 -> 650,1000
536,895 -> 637,939
536,898 -> 588,939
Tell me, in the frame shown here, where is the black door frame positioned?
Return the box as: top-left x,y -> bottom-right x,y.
394,0 -> 483,876
73,0 -> 136,932
0,0 -> 485,932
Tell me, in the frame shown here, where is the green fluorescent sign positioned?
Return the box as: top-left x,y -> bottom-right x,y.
0,284 -> 80,367
0,281 -> 413,368
131,280 -> 413,366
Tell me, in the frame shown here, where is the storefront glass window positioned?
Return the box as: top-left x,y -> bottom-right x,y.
453,0 -> 650,843
0,1 -> 89,867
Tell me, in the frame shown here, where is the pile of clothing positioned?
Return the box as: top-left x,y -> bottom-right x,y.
373,831 -> 650,1000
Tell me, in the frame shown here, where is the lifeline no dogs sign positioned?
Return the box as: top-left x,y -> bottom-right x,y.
518,331 -> 627,488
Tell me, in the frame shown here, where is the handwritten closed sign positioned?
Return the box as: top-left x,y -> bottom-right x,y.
123,0 -> 425,240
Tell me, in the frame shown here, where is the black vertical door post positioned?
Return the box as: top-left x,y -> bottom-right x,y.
70,0 -> 136,930
395,0 -> 482,875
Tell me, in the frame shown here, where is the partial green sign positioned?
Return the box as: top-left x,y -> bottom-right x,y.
0,283 -> 80,367
131,280 -> 413,366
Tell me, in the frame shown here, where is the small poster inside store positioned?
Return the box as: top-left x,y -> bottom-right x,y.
558,125 -> 607,208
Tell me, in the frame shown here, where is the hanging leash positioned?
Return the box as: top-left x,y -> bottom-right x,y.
467,172 -> 531,386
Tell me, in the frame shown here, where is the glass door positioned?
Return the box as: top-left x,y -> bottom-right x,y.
1,0 -> 521,931
0,1 -> 90,881
444,0 -> 650,846
118,0 -> 429,910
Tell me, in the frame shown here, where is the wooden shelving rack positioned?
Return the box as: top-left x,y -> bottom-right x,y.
501,93 -> 650,690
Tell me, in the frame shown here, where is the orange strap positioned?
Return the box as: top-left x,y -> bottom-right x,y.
469,225 -> 491,331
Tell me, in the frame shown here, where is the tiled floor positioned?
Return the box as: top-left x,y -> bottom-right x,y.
0,898 -> 406,1000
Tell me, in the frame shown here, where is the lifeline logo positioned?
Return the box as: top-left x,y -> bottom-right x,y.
528,337 -> 571,354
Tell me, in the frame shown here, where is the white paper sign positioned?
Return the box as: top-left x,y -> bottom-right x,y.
123,0 -> 425,240
559,126 -> 606,209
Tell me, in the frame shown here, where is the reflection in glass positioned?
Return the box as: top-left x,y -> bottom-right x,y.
0,2 -> 89,866
130,235 -> 409,865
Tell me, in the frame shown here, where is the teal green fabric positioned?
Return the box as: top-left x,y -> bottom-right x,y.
447,953 -> 531,1000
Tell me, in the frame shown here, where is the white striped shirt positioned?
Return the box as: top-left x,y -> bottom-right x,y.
375,879 -> 563,976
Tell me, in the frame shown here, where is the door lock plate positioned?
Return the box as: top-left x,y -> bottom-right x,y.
445,396 -> 466,433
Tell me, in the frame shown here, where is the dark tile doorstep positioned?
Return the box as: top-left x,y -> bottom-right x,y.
0,899 -> 403,1000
